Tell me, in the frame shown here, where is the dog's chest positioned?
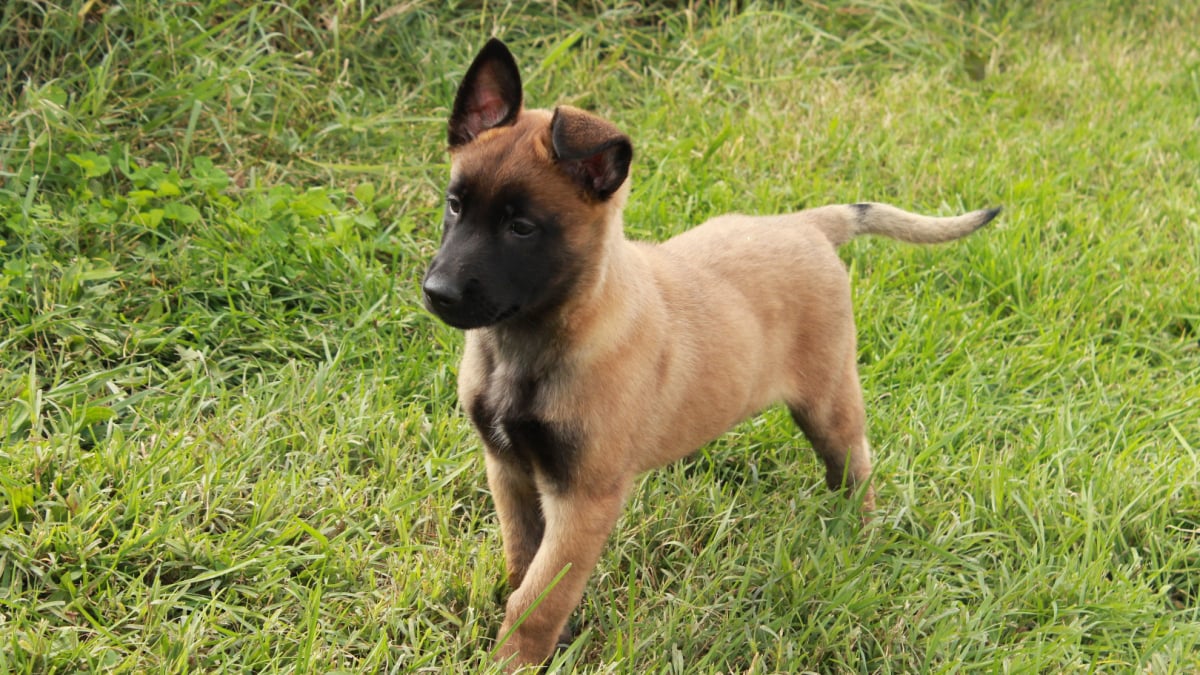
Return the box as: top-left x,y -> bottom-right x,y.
465,364 -> 581,490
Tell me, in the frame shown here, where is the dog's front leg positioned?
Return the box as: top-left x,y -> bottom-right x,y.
494,476 -> 631,672
485,453 -> 545,590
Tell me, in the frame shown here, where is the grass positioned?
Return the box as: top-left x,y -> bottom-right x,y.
2,0 -> 1198,672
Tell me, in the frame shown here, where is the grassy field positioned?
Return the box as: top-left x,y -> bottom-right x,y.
2,0 -> 1198,672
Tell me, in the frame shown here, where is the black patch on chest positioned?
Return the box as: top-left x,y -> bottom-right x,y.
500,416 -> 580,490
466,373 -> 582,491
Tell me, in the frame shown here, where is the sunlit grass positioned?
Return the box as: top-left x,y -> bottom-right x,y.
1,1 -> 1197,672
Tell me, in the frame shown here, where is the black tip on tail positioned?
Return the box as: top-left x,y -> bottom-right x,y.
979,206 -> 1003,227
851,202 -> 871,223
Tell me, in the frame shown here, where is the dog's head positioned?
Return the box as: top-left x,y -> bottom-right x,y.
422,39 -> 633,330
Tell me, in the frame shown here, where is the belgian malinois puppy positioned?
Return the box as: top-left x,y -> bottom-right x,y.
422,38 -> 999,671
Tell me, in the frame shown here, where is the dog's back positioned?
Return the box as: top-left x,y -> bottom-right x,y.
643,202 -> 1000,470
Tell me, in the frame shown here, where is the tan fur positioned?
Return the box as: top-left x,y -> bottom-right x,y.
434,56 -> 996,671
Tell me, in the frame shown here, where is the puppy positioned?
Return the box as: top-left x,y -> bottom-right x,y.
422,38 -> 998,671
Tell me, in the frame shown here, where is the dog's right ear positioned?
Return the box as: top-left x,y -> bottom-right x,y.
448,38 -> 523,148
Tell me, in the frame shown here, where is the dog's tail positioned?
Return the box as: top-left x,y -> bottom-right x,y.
810,202 -> 1001,247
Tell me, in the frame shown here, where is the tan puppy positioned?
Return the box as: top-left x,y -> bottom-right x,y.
422,38 -> 999,671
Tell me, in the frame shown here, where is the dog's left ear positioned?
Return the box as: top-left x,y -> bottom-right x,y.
449,38 -> 523,147
551,105 -> 633,201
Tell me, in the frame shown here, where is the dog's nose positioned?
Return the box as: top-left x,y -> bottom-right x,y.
422,274 -> 463,310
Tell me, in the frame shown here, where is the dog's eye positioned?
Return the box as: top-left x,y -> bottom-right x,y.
509,219 -> 538,238
446,195 -> 462,216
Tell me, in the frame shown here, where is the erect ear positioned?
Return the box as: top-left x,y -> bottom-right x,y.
448,38 -> 523,147
550,105 -> 633,201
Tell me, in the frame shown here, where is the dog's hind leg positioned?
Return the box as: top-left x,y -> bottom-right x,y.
786,353 -> 876,510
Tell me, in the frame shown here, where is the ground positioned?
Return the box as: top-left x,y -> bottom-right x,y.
1,1 -> 1198,672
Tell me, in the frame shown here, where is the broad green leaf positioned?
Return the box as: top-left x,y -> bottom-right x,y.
163,202 -> 200,224
68,152 -> 112,178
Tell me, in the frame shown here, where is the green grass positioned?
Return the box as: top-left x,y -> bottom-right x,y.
2,1 -> 1198,672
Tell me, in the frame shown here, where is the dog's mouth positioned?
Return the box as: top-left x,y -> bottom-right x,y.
443,306 -> 519,330
492,305 -> 520,323
428,299 -> 521,331
422,270 -> 523,330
